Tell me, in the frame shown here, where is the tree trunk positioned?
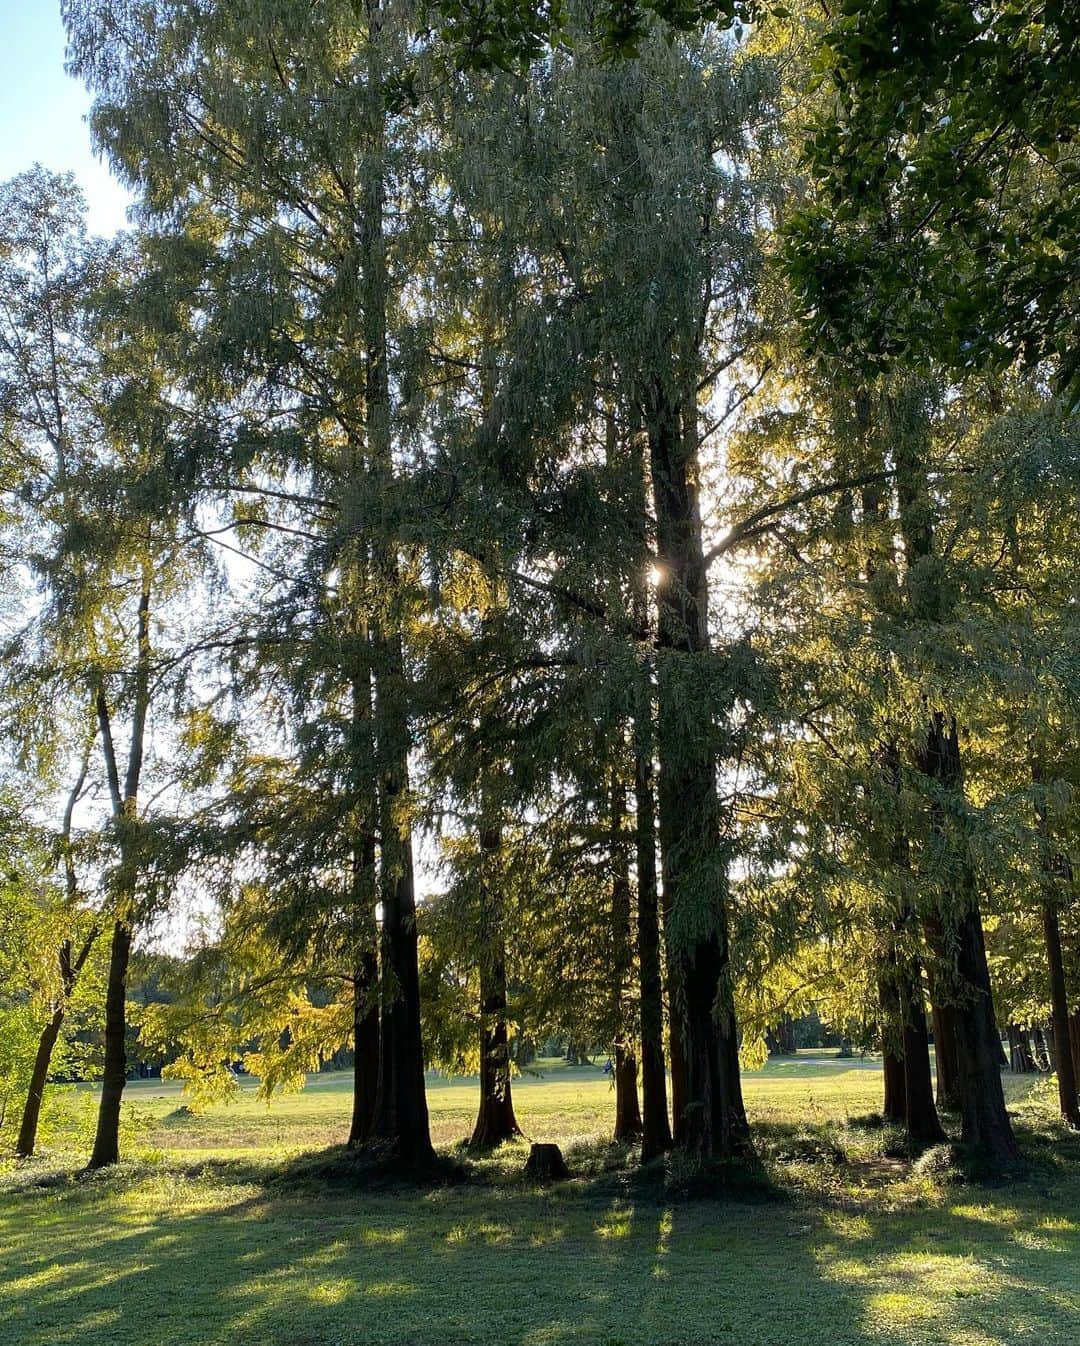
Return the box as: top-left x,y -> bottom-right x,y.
633,674 -> 671,1159
915,716 -> 1018,1164
613,1042 -> 643,1142
348,942 -> 379,1147
1032,1025 -> 1052,1072
882,1049 -> 905,1123
471,942 -> 521,1147
362,5 -> 431,1171
1008,1024 -> 1036,1073
777,1019 -> 797,1055
16,1008 -> 65,1159
1031,757 -> 1080,1126
647,384 -> 749,1161
610,777 -> 643,1143
925,966 -> 962,1110
88,572 -> 151,1171
1041,904 -> 1080,1125
471,813 -> 521,1149
1070,1011 -> 1080,1087
878,967 -> 906,1123
88,917 -> 133,1169
371,688 -> 433,1169
899,965 -> 946,1143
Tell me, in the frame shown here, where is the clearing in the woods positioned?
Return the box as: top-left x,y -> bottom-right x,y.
1,1054 -> 1078,1346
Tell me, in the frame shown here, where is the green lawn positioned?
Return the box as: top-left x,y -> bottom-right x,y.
2,1055 -> 1078,1346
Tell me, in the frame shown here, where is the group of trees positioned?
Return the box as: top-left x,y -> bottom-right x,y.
0,0 -> 1075,1176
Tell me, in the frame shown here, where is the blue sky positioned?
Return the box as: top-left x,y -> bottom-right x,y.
0,2 -> 132,234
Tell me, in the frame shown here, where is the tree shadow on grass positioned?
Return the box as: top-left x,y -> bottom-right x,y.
1,1131 -> 1077,1346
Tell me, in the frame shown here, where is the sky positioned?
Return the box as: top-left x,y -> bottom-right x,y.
0,2 -> 132,234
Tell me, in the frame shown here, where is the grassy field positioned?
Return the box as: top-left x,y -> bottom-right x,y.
2,1054 -> 1078,1346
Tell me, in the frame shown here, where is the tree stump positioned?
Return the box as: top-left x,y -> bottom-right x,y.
524,1142 -> 570,1182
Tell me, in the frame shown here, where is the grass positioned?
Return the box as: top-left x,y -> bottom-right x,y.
1,1052 -> 1078,1345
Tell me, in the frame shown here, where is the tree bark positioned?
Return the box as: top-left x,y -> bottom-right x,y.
926,977 -> 962,1109
88,573 -> 151,1171
471,941 -> 521,1146
362,1 -> 432,1170
647,385 -> 749,1160
915,715 -> 1019,1166
88,917 -> 133,1169
370,674 -> 433,1168
610,778 -> 643,1142
349,942 -> 380,1147
470,822 -> 521,1148
632,675 -> 672,1159
1041,905 -> 1080,1125
899,964 -> 946,1143
1008,1024 -> 1036,1073
891,403 -> 1017,1166
878,968 -> 906,1123
1031,757 -> 1080,1126
16,1009 -> 65,1159
882,1048 -> 905,1123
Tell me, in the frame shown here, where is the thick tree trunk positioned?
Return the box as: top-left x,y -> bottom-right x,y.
88,917 -> 133,1170
647,385 -> 749,1160
613,1042 -> 643,1142
882,1049 -> 905,1123
916,717 -> 1019,1166
371,703 -> 433,1168
16,1009 -> 65,1159
632,677 -> 671,1159
899,966 -> 947,1143
348,943 -> 379,1147
927,982 -> 962,1110
878,968 -> 906,1123
471,943 -> 521,1147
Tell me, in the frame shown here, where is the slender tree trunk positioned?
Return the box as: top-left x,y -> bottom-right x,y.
610,778 -> 643,1142
470,821 -> 521,1148
647,384 -> 749,1160
471,942 -> 521,1147
16,1009 -> 65,1159
362,1 -> 431,1170
899,965 -> 946,1143
1032,1025 -> 1051,1071
88,917 -> 133,1169
345,650 -> 379,1147
1031,757 -> 1080,1126
632,672 -> 672,1159
88,573 -> 151,1171
1041,905 -> 1080,1125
